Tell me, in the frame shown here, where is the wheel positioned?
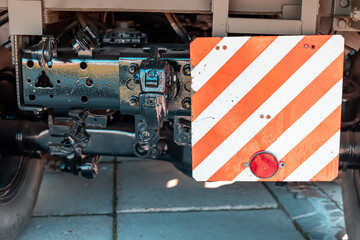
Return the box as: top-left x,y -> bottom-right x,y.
0,155 -> 44,240
342,170 -> 360,240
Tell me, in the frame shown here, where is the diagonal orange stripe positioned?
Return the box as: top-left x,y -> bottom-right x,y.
264,107 -> 341,182
310,157 -> 339,181
192,36 -> 277,121
206,54 -> 343,181
192,35 -> 332,170
190,37 -> 222,68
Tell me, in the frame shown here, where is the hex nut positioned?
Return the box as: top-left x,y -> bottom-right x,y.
182,98 -> 191,109
129,96 -> 139,107
339,0 -> 349,8
128,64 -> 138,74
337,19 -> 347,28
183,64 -> 191,76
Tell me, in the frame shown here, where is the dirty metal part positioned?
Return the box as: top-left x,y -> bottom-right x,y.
342,80 -> 360,127
103,27 -> 147,46
27,36 -> 57,68
133,140 -> 168,159
12,35 -> 44,113
128,63 -> 139,74
1,0 -> 311,15
85,110 -> 114,128
181,97 -> 191,110
212,0 -> 318,36
22,56 -> 120,112
59,154 -> 100,178
139,93 -> 167,129
173,117 -> 191,146
5,0 -> 359,36
182,64 -> 191,76
65,109 -> 90,148
47,109 -> 90,159
0,118 -> 136,156
138,46 -> 175,129
340,131 -> 360,170
48,115 -> 72,136
136,120 -> 160,145
0,118 -> 190,174
128,96 -> 139,107
78,155 -> 100,178
21,46 -> 191,116
134,46 -> 179,149
333,0 -> 360,31
72,26 -> 101,53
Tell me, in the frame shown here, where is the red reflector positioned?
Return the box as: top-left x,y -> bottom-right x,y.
249,152 -> 279,179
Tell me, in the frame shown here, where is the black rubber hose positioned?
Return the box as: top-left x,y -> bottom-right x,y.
164,13 -> 191,43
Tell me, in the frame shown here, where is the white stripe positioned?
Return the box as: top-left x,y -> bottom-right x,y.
267,79 -> 342,160
233,167 -> 259,181
284,131 -> 340,181
233,80 -> 342,181
192,35 -> 344,181
191,37 -> 250,92
192,36 -> 304,146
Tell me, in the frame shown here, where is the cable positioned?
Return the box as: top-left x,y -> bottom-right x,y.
164,13 -> 191,43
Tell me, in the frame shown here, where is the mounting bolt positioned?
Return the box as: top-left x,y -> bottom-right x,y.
182,98 -> 191,109
142,131 -> 151,140
183,64 -> 191,76
147,70 -> 156,78
126,78 -> 137,90
128,96 -> 139,107
184,81 -> 191,92
339,0 -> 349,8
128,64 -> 138,74
337,19 -> 347,28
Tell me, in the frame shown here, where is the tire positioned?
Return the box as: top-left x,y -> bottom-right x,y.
342,170 -> 360,240
0,155 -> 44,240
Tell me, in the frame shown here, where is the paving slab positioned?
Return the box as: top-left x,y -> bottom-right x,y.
33,164 -> 113,216
18,216 -> 113,240
117,209 -> 304,240
117,160 -> 277,213
315,181 -> 343,209
266,183 -> 346,240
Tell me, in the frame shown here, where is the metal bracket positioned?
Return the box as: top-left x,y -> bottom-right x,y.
211,0 -> 318,36
8,0 -> 43,35
48,109 -> 90,158
173,117 -> 191,146
139,46 -> 174,129
29,35 -> 57,68
333,0 -> 360,31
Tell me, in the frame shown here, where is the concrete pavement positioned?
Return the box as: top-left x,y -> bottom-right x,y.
18,157 -> 346,240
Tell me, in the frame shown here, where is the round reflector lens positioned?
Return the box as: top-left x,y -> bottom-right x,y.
249,152 -> 279,179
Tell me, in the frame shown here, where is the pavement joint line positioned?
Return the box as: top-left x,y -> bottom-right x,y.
291,211 -> 317,220
262,183 -> 309,240
32,213 -> 113,218
313,182 -> 343,211
112,156 -> 118,240
116,206 -> 279,214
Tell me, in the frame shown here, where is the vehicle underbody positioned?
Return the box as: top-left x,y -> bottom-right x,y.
2,0 -> 360,239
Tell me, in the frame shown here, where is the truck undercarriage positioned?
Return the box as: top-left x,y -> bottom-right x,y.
1,0 -> 360,239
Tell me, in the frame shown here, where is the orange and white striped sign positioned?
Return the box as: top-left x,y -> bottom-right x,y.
190,35 -> 344,182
